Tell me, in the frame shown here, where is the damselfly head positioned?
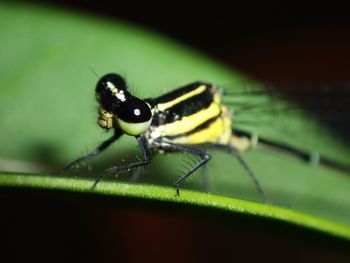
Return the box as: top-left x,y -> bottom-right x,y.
96,73 -> 152,135
96,73 -> 131,113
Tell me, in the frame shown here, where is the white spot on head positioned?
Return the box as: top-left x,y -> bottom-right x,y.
106,81 -> 116,91
134,108 -> 141,116
116,91 -> 126,102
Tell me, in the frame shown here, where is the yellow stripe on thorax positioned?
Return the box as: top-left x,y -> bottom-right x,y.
170,117 -> 223,144
157,102 -> 221,136
157,85 -> 207,111
170,106 -> 232,144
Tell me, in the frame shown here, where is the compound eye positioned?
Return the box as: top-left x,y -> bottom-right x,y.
95,73 -> 128,112
96,73 -> 127,94
116,98 -> 152,136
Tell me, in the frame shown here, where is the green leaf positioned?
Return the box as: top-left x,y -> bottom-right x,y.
1,172 -> 350,241
1,2 -> 350,241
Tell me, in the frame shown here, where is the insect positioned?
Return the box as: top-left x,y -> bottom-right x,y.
58,73 -> 270,201
57,73 -> 350,202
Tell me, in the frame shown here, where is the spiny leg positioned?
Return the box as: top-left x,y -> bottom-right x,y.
92,135 -> 152,188
53,129 -> 123,175
130,167 -> 143,182
161,143 -> 211,196
203,143 -> 268,203
180,153 -> 210,192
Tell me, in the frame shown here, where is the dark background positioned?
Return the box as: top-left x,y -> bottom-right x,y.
31,1 -> 350,81
3,2 -> 350,262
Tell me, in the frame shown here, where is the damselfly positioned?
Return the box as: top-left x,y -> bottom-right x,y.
57,73 -> 350,202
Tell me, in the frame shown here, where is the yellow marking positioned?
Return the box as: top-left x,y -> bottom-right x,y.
170,118 -> 223,144
98,118 -> 113,129
229,103 -> 252,152
170,116 -> 227,144
218,106 -> 233,144
106,81 -> 118,92
116,91 -> 126,101
230,135 -> 252,152
98,107 -> 114,129
157,85 -> 207,111
213,89 -> 222,104
99,107 -> 114,118
157,102 -> 221,136
161,105 -> 232,145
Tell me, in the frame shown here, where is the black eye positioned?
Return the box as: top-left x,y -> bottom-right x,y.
95,73 -> 132,113
96,73 -> 127,94
115,98 -> 152,135
117,98 -> 152,123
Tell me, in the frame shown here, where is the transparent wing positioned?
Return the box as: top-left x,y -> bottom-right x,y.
221,79 -> 350,169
